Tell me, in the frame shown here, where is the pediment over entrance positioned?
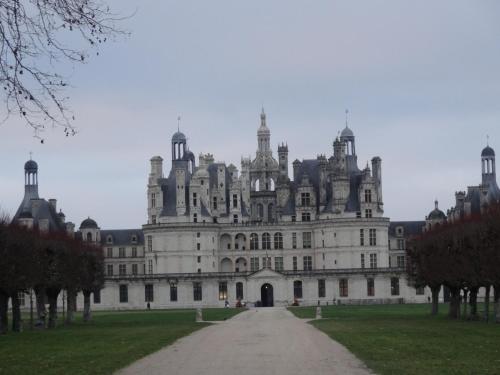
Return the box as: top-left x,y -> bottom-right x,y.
248,268 -> 285,280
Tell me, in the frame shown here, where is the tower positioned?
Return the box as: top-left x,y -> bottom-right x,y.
172,131 -> 187,162
481,144 -> 496,186
257,108 -> 271,154
278,143 -> 289,179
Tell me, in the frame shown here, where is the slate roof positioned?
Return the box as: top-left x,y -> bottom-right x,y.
100,229 -> 144,246
389,221 -> 425,237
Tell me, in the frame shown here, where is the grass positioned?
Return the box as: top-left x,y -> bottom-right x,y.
0,309 -> 209,375
289,304 -> 500,375
202,307 -> 245,321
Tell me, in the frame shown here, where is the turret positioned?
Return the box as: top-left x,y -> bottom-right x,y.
278,143 -> 289,179
482,145 -> 496,186
371,156 -> 383,208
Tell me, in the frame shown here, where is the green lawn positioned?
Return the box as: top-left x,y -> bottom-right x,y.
0,309 -> 208,375
202,307 -> 246,321
289,304 -> 500,375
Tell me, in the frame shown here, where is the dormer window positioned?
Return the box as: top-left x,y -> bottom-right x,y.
301,192 -> 311,206
106,235 -> 113,244
131,235 -> 137,244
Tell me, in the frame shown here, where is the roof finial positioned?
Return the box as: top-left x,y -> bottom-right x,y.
435,199 -> 438,209
487,134 -> 490,146
177,115 -> 181,132
345,109 -> 349,128
29,151 -> 33,160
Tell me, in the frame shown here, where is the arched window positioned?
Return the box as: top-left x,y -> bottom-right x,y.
262,233 -> 271,250
250,233 -> 259,250
255,179 -> 260,192
86,232 -> 92,242
274,233 -> 283,249
293,280 -> 303,299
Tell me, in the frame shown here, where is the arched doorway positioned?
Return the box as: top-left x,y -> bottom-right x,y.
261,283 -> 274,307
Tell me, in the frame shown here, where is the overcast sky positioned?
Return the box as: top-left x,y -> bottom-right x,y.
1,0 -> 500,229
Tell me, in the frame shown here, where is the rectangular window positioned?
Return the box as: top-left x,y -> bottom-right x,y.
360,229 -> 365,246
416,286 -> 425,295
292,233 -> 297,249
361,254 -> 365,269
370,253 -> 377,269
301,192 -> 311,206
193,192 -> 197,207
356,211 -> 362,218
233,194 -> 238,208
213,196 -> 218,210
301,212 -> 311,222
365,209 -> 372,218
151,193 -> 156,208
294,281 -> 303,299
318,279 -> 326,298
193,214 -> 198,223
145,284 -> 154,302
367,278 -> 375,296
391,278 -> 400,296
132,247 -> 137,257
107,264 -> 113,276
262,257 -> 271,268
106,248 -> 113,258
18,292 -> 25,307
302,232 -> 312,249
397,239 -> 405,250
119,264 -> 126,275
193,282 -> 202,301
170,284 -> 178,301
132,264 -> 138,275
339,279 -> 348,297
197,243 -> 201,250
250,257 -> 260,271
303,256 -> 312,271
236,282 -> 244,300
119,285 -> 128,303
197,256 -> 201,263
119,247 -> 125,258
274,257 -> 284,271
369,229 -> 377,246
293,256 -> 298,271
233,215 -> 238,224
147,235 -> 152,252
148,259 -> 153,274
397,255 -> 405,268
291,215 -> 296,222
93,289 -> 101,304
365,189 -> 372,203
219,282 -> 228,300
152,215 -> 157,224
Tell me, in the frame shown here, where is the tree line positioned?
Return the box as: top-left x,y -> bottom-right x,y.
407,203 -> 500,322
0,221 -> 104,334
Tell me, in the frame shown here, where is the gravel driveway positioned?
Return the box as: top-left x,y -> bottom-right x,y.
116,307 -> 372,375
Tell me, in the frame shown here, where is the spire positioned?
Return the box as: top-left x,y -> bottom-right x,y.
260,107 -> 266,128
177,115 -> 181,132
435,200 -> 439,210
345,109 -> 349,128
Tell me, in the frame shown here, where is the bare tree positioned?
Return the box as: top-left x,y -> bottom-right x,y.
0,0 -> 126,141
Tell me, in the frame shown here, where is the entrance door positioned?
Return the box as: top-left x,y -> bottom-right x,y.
261,283 -> 274,307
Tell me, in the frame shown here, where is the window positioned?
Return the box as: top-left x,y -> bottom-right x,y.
93,289 -> 101,304
292,233 -> 297,249
370,253 -> 377,269
152,215 -> 157,224
119,285 -> 128,303
416,286 -> 425,295
213,196 -> 218,210
197,232 -> 201,238
18,292 -> 25,307
365,209 -> 372,218
391,278 -> 400,296
132,264 -> 138,275
303,256 -> 312,271
397,239 -> 405,250
365,189 -> 372,203
262,257 -> 271,268
293,280 -> 303,299
369,229 -> 377,246
293,256 -> 298,271
236,282 -> 244,300
193,213 -> 198,223
147,236 -> 152,252
339,279 -> 348,297
318,279 -> 326,298
119,247 -> 125,258
250,233 -> 259,250
170,284 -> 178,301
219,282 -> 228,300
145,284 -> 154,302
233,194 -> 238,208
356,211 -> 362,218
193,282 -> 202,301
132,247 -> 137,257
119,264 -> 126,275
262,233 -> 271,250
106,248 -> 113,258
360,229 -> 365,246
367,278 -> 375,296
86,232 -> 92,242
107,264 -> 113,276
107,235 -> 113,244
233,215 -> 238,224
197,256 -> 201,263
131,235 -> 137,244
397,255 -> 405,268
250,257 -> 259,271
193,193 -> 197,207
151,193 -> 156,208
302,232 -> 312,249
197,243 -> 201,251
291,215 -> 296,222
301,192 -> 311,206
361,254 -> 365,269
301,212 -> 311,222
274,257 -> 284,271
148,259 -> 153,274
274,233 -> 283,249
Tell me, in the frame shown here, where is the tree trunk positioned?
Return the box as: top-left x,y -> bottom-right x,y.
34,286 -> 46,328
494,286 -> 500,324
65,290 -> 76,325
11,292 -> 22,332
0,290 -> 9,335
462,289 -> 468,318
47,289 -> 60,329
484,286 -> 491,322
431,285 -> 440,316
83,290 -> 91,322
469,287 -> 479,321
448,287 -> 461,319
